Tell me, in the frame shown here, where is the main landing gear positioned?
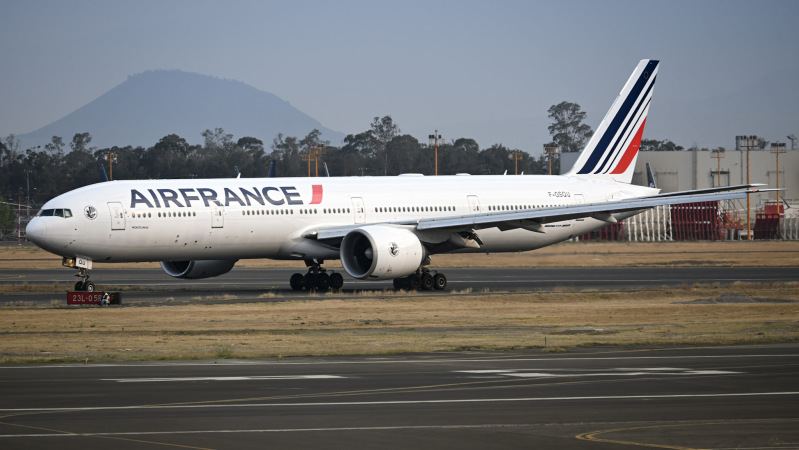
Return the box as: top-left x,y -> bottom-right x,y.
392,267 -> 447,291
290,259 -> 344,291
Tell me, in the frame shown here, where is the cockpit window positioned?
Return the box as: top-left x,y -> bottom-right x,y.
37,208 -> 72,218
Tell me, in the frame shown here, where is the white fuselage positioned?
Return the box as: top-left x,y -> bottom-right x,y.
26,174 -> 655,264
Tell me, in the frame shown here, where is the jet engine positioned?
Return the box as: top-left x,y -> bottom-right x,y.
160,260 -> 238,279
340,226 -> 425,280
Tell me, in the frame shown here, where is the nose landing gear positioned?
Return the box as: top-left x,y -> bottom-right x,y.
74,268 -> 96,292
63,257 -> 96,292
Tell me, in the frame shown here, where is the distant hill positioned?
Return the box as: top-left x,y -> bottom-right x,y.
18,70 -> 345,150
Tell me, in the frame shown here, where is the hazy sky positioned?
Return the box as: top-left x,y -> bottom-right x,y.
2,0 -> 798,153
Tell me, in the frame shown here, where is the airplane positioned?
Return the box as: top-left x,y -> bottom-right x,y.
25,59 -> 768,292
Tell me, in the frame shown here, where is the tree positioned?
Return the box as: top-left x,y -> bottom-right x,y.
70,132 -> 95,154
385,135 -> 424,175
0,195 -> 16,238
237,136 -> 264,154
44,136 -> 66,154
271,133 -> 303,177
547,101 -> 593,153
202,128 -> 234,152
141,134 -> 195,178
640,139 -> 684,151
371,116 -> 400,175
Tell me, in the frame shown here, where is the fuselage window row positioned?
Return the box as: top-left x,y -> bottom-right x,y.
372,206 -> 456,213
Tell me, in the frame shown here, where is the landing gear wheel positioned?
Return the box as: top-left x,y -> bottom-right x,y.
72,266 -> 95,292
420,273 -> 434,290
303,273 -> 317,290
316,273 -> 331,291
292,259 -> 344,291
290,273 -> 304,291
433,273 -> 447,290
407,274 -> 421,290
393,278 -> 406,290
330,273 -> 344,290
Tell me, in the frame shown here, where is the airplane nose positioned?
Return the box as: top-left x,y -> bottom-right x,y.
26,218 -> 47,246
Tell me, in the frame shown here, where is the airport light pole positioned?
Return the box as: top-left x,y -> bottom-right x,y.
302,146 -> 327,177
770,142 -> 786,214
428,131 -> 442,175
710,148 -> 725,187
104,151 -> 117,180
24,169 -> 32,216
736,135 -> 758,240
544,145 -> 560,175
509,151 -> 523,175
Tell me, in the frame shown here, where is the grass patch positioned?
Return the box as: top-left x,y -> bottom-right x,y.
1,283 -> 797,363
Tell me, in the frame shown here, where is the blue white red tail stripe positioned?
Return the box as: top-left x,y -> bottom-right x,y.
566,59 -> 659,183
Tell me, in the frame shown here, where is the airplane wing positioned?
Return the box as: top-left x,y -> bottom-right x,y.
306,185 -> 773,242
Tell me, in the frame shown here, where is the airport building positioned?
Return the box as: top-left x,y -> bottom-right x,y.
561,142 -> 799,240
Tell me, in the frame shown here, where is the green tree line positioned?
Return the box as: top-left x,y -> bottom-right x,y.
4,100 -> 693,228
1,116 -> 565,213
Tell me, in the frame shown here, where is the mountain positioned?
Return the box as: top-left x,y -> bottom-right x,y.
18,70 -> 345,150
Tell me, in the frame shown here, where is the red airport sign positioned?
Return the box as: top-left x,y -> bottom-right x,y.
67,292 -> 121,305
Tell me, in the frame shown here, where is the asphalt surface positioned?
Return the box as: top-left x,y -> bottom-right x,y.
3,266 -> 799,304
1,344 -> 797,449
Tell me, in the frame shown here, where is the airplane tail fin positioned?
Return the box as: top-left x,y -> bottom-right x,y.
565,59 -> 659,183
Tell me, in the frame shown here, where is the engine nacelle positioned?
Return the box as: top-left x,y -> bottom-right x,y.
340,226 -> 425,280
160,259 -> 238,279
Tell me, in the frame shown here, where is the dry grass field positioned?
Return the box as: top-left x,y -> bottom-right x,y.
1,241 -> 798,363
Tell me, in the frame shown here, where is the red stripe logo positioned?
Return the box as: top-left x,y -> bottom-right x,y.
610,118 -> 646,175
310,184 -> 323,204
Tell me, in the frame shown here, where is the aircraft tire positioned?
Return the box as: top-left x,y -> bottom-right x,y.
84,281 -> 96,292
75,281 -> 85,291
330,273 -> 344,290
303,274 -> 316,290
407,274 -> 421,291
290,273 -> 304,291
420,273 -> 434,290
433,273 -> 447,290
316,273 -> 331,291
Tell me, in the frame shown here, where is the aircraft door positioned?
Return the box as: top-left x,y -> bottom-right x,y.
574,194 -> 585,221
351,197 -> 365,224
108,202 -> 126,230
211,202 -> 224,228
467,195 -> 481,214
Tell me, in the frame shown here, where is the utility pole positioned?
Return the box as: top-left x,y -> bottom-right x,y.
311,146 -> 326,177
302,146 -> 327,177
736,135 -> 758,240
770,142 -> 786,214
544,145 -> 560,175
24,169 -> 32,216
103,151 -> 117,180
18,194 -> 21,246
428,131 -> 442,175
710,148 -> 725,187
509,151 -> 523,175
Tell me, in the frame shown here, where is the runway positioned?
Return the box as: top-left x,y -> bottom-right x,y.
3,266 -> 799,304
1,344 -> 797,449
